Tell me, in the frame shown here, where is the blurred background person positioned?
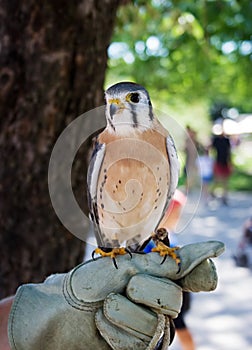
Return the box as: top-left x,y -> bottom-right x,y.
197,146 -> 214,205
211,125 -> 232,205
233,216 -> 252,268
146,189 -> 196,350
159,190 -> 196,350
184,126 -> 200,191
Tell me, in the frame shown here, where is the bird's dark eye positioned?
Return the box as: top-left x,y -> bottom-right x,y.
130,93 -> 140,103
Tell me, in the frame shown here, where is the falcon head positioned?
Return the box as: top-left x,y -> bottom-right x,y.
105,82 -> 154,133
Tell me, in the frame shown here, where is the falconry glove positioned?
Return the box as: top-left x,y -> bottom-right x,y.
8,240 -> 224,350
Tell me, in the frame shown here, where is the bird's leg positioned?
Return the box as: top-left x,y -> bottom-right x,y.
151,228 -> 181,269
92,247 -> 132,269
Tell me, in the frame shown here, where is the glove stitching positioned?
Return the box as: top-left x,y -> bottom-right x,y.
162,316 -> 171,350
8,286 -> 25,350
146,313 -> 167,350
63,272 -> 103,311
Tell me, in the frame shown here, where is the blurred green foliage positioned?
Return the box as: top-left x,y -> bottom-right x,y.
178,168 -> 252,191
106,0 -> 252,114
229,169 -> 252,191
105,1 -> 252,190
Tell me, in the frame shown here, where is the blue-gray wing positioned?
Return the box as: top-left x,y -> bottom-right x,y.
158,134 -> 180,225
87,141 -> 106,231
166,134 -> 180,201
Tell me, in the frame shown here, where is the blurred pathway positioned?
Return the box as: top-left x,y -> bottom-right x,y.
171,191 -> 252,350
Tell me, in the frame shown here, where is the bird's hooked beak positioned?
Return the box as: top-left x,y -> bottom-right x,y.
108,98 -> 124,118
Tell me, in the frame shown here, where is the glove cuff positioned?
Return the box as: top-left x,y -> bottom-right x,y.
8,273 -> 110,350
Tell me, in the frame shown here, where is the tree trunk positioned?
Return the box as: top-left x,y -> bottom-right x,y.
0,0 -> 121,298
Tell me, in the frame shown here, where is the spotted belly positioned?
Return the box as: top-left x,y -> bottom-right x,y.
96,147 -> 170,248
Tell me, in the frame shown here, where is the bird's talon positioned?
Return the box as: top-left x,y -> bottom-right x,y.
92,249 -> 99,261
176,261 -> 181,274
160,255 -> 167,265
125,248 -> 133,259
152,242 -> 180,266
112,257 -> 118,269
92,247 -> 131,268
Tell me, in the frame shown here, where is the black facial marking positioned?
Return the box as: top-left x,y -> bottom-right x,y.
108,117 -> 115,131
131,104 -> 138,128
148,103 -> 154,121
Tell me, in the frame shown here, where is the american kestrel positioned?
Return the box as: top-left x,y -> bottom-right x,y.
87,82 -> 180,267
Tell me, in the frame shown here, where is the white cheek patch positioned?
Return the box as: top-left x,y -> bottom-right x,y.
107,106 -> 153,136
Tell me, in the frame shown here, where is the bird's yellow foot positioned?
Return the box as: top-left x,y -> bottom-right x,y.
92,247 -> 132,269
152,242 -> 180,266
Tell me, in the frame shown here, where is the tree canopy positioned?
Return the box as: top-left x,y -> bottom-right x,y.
106,0 -> 252,115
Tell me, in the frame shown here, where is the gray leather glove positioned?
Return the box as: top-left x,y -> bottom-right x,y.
8,241 -> 224,350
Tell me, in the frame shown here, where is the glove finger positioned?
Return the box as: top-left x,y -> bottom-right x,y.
173,240 -> 225,279
178,259 -> 218,292
95,308 -> 150,350
102,293 -> 158,340
126,274 -> 182,317
67,240 -> 224,303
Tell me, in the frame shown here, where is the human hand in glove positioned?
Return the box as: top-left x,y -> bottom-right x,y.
8,240 -> 224,350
